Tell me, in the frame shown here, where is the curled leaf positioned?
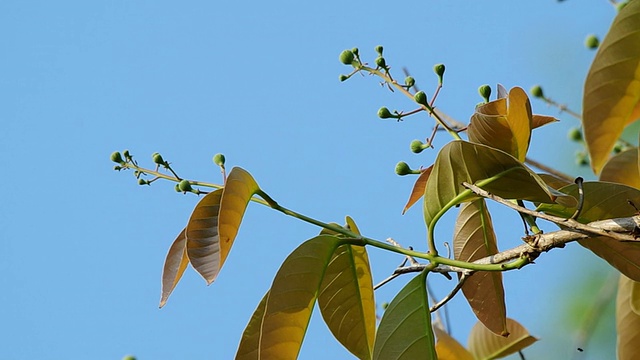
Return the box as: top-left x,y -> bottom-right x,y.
185,189 -> 223,284
159,229 -> 189,308
402,165 -> 433,214
467,318 -> 538,359
434,327 -> 474,360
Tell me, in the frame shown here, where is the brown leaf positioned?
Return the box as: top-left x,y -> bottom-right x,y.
467,318 -> 538,359
600,148 -> 640,189
402,165 -> 433,214
159,229 -> 189,308
617,274 -> 640,359
531,115 -> 558,129
185,189 -> 224,284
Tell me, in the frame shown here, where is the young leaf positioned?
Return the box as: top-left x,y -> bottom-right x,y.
505,87 -> 533,162
582,0 -> 640,174
185,189 -> 223,284
218,167 -> 260,267
159,229 -> 189,308
453,200 -> 507,336
318,216 -> 375,360
600,148 -> 640,189
402,165 -> 433,214
617,274 -> 640,359
467,318 -> 538,359
257,235 -> 341,359
236,291 -> 268,360
531,115 -> 558,129
423,141 -> 575,227
372,270 -> 437,360
434,327 -> 474,360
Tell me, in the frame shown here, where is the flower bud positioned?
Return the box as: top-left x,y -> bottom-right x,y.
410,140 -> 426,154
584,34 -> 599,50
404,76 -> 415,88
567,127 -> 582,142
213,153 -> 226,167
152,152 -> 165,165
414,91 -> 428,106
395,161 -> 418,176
478,85 -> 492,103
122,150 -> 131,160
375,56 -> 387,69
375,45 -> 384,55
530,85 -> 544,98
178,180 -> 193,192
339,74 -> 349,82
175,183 -> 181,192
433,64 -> 445,84
113,165 -> 122,171
351,47 -> 359,56
138,179 -> 148,185
339,50 -> 355,65
111,151 -> 124,164
377,107 -> 393,119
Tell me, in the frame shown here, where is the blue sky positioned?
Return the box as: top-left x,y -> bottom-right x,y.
0,1 -> 621,359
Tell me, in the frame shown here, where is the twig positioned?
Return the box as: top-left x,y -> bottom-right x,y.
430,273 -> 469,313
525,157 -> 574,183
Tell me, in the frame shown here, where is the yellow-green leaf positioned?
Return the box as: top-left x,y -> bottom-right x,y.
372,270 -> 437,360
600,148 -> 640,189
453,200 -> 507,336
505,87 -> 533,162
582,0 -> 640,174
402,165 -> 433,215
631,281 -> 640,315
423,140 -> 575,227
258,235 -> 341,359
185,189 -> 223,284
434,327 -> 474,360
236,291 -> 269,360
617,274 -> 640,360
537,173 -> 573,190
467,318 -> 538,360
159,229 -> 189,308
218,167 -> 260,267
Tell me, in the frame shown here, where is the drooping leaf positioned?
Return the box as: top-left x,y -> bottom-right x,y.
236,291 -> 269,360
372,270 -> 437,360
453,200 -> 507,336
531,115 -> 558,129
537,182 -> 640,281
402,165 -> 434,214
434,327 -> 474,360
617,274 -> 640,359
218,167 -> 260,267
423,140 -> 575,227
600,148 -> 640,189
257,235 -> 341,359
185,189 -> 223,284
505,87 -> 533,162
159,229 -> 189,308
582,0 -> 640,174
467,318 -> 538,359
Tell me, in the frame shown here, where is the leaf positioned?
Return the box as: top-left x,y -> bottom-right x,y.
218,167 -> 260,267
537,182 -> 640,281
616,274 -> 640,360
423,140 -> 575,227
159,229 -> 189,308
505,87 -> 533,162
600,148 -> 640,189
467,318 -> 538,360
402,165 -> 433,214
631,281 -> 640,315
453,200 -> 507,336
236,292 -> 269,360
434,327 -> 474,360
372,270 -> 437,360
582,0 -> 640,174
257,235 -> 341,359
537,173 -> 573,190
531,115 -> 558,129
185,189 -> 224,284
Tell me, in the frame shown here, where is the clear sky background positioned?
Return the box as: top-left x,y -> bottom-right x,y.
0,1 -> 623,359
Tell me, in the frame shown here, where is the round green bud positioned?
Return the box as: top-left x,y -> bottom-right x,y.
339,50 -> 355,65
122,356 -> 137,360
351,47 -> 359,56
584,34 -> 599,50
152,152 -> 165,165
410,140 -> 425,154
339,74 -> 349,82
404,76 -> 415,88
381,302 -> 389,310
110,151 -> 124,164
395,161 -> 414,176
567,127 -> 583,142
478,85 -> 492,102
178,180 -> 193,192
377,107 -> 393,119
213,153 -> 226,167
113,165 -> 122,171
375,45 -> 384,55
575,151 -> 589,166
138,178 -> 148,185
122,149 -> 130,159
414,91 -> 428,106
375,56 -> 386,69
617,1 -> 628,12
433,63 -> 445,83
613,143 -> 623,154
530,85 -> 544,98
174,183 -> 181,192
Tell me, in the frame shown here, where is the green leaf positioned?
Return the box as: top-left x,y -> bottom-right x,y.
402,166 -> 433,215
423,140 -> 575,227
218,167 -> 260,267
372,270 -> 437,360
159,229 -> 189,308
185,189 -> 223,284
256,235 -> 341,359
453,200 -> 507,336
600,148 -> 640,189
582,0 -> 640,174
434,327 -> 474,360
236,292 -> 269,360
467,318 -> 538,360
616,274 -> 640,360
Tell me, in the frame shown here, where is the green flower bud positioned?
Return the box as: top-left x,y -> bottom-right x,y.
175,183 -> 181,192
414,91 -> 428,106
339,50 -> 355,65
378,107 -> 393,119
617,1 -> 628,12
110,151 -> 124,164
375,56 -> 387,69
568,127 -> 583,142
584,34 -> 599,50
410,140 -> 426,154
178,180 -> 193,192
213,153 -> 226,167
433,64 -> 445,84
530,85 -> 544,98
395,161 -> 418,176
113,165 -> 122,171
122,356 -> 137,360
122,149 -> 131,159
478,85 -> 492,103
575,151 -> 589,166
404,76 -> 415,88
339,74 -> 349,82
613,143 -> 623,154
351,47 -> 359,56
381,302 -> 389,310
138,178 -> 148,185
152,152 -> 165,165
375,45 -> 384,55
